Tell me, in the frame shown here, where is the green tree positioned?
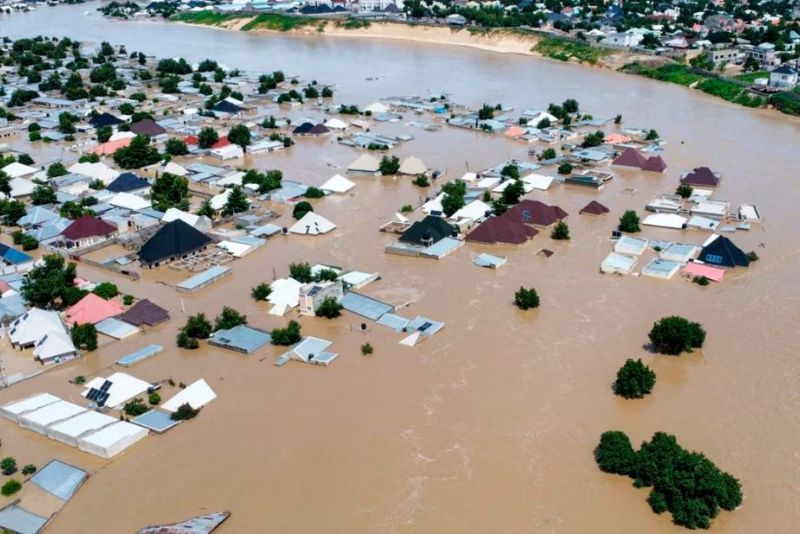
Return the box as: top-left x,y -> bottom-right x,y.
251,282 -> 272,301
675,184 -> 693,198
270,320 -> 302,346
500,164 -> 520,179
315,296 -> 343,319
0,480 -> 21,497
292,201 -> 313,220
539,148 -> 557,160
550,221 -> 570,240
581,130 -> 605,148
361,343 -> 374,355
113,135 -> 161,169
71,323 -> 98,351
96,124 -> 113,143
514,287 -> 540,310
379,155 -> 400,175
214,306 -> 247,331
618,210 -> 640,233
304,186 -> 324,199
92,282 -> 119,299
148,392 -> 161,405
151,172 -> 189,211
613,359 -> 656,399
164,138 -> 189,156
197,127 -> 219,149
21,464 -> 37,476
197,199 -> 215,218
222,185 -> 249,216
289,262 -> 313,283
562,98 -> 579,113
314,268 -> 338,282
21,255 -> 77,310
0,457 -> 17,476
123,398 -> 148,416
412,175 -> 429,187
228,124 -> 251,149
170,402 -> 200,421
30,185 -> 57,205
648,316 -> 706,355
595,431 -> 636,475
47,162 -> 68,178
557,163 -> 573,175
182,313 -> 212,339
501,179 -> 525,205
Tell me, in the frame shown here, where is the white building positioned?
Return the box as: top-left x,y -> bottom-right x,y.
769,65 -> 798,89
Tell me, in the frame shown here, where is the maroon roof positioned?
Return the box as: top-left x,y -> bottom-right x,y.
466,216 -> 538,245
612,148 -> 647,168
130,119 -> 167,137
503,200 -> 568,227
579,200 -> 610,215
681,166 -> 720,187
642,155 -> 667,173
61,215 -> 117,240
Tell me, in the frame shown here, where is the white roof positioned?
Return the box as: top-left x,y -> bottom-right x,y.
9,308 -> 66,346
422,192 -> 445,214
460,172 -> 478,183
20,400 -> 86,429
492,180 -> 533,194
340,271 -> 378,288
642,213 -> 687,229
82,372 -> 151,410
217,240 -> 251,257
109,131 -> 137,142
476,177 -> 501,190
210,144 -> 244,159
522,173 -> 554,191
68,162 -> 120,184
210,188 -> 231,210
109,192 -> 151,211
347,154 -> 380,173
8,177 -> 36,198
320,174 -> 355,193
161,379 -> 216,412
78,420 -> 148,457
32,331 -> 77,362
214,171 -> 244,187
162,207 -> 211,230
324,118 -> 349,130
48,410 -> 117,440
163,161 -> 188,176
450,199 -> 491,222
2,162 -> 38,178
600,252 -> 638,274
288,212 -> 336,235
364,102 -> 388,114
398,156 -> 427,176
614,236 -> 648,256
268,278 -> 302,315
1,393 -> 60,421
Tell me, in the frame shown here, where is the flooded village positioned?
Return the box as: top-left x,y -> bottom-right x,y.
0,3 -> 798,534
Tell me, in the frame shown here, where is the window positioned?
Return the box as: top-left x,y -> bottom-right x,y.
705,254 -> 724,264
521,209 -> 532,224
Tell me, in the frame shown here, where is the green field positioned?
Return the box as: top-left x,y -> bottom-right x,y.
171,12 -> 248,26
241,13 -> 323,32
533,37 -> 611,65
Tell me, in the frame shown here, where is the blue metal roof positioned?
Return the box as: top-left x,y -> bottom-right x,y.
31,460 -> 88,501
209,325 -> 271,354
0,244 -> 32,265
131,410 -> 180,433
116,345 -> 164,367
0,505 -> 47,534
342,292 -> 394,321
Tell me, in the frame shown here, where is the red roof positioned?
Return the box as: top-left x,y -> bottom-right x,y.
642,155 -> 667,173
612,148 -> 647,168
466,216 -> 538,245
681,166 -> 720,187
579,200 -> 610,215
184,135 -> 230,149
61,215 -> 117,241
503,200 -> 568,227
184,135 -> 199,145
66,292 -> 125,326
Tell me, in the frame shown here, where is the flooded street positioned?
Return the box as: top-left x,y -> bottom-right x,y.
3,3 -> 800,533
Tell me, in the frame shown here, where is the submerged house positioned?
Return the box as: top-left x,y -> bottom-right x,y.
681,167 -> 720,187
399,216 -> 458,246
698,235 -> 750,268
115,299 -> 169,327
299,280 -> 344,316
59,215 -> 118,249
466,216 -> 538,245
503,200 -> 568,228
138,219 -> 213,267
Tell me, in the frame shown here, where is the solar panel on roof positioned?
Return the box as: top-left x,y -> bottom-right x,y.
100,380 -> 112,392
418,322 -> 433,332
86,388 -> 100,401
96,392 -> 109,406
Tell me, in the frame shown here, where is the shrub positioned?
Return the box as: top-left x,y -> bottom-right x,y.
693,276 -> 710,286
551,221 -> 570,240
613,359 -> 656,399
148,392 -> 161,405
747,251 -> 759,262
304,186 -> 324,199
182,313 -> 212,339
123,294 -> 134,305
176,331 -> 199,349
214,306 -> 247,331
595,431 -> 635,475
92,282 -> 119,299
379,155 -> 400,175
619,210 -> 640,233
71,323 -> 98,351
270,320 -> 302,346
251,282 -> 272,301
557,162 -> 573,175
648,316 -> 706,355
21,464 -> 36,476
74,375 -> 86,385
1,480 -> 21,497
675,184 -> 693,198
289,262 -> 313,283
412,175 -> 429,187
315,296 -> 343,319
400,204 -> 413,214
314,268 -> 338,282
292,201 -> 313,220
0,457 -> 16,475
123,398 -> 148,416
514,287 -> 540,310
361,343 -> 373,355
170,402 -> 200,421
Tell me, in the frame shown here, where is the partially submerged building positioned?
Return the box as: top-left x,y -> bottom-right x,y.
138,219 -> 213,267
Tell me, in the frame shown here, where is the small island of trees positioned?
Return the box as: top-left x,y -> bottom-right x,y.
613,359 -> 656,399
648,316 -> 706,356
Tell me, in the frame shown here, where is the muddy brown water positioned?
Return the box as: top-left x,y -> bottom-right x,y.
2,3 -> 800,533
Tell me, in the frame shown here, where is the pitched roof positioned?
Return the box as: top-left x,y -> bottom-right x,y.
89,112 -> 124,128
466,216 -> 538,245
130,119 -> 166,137
138,219 -> 212,264
399,216 -> 457,245
503,200 -> 568,227
65,293 -> 125,325
579,200 -> 610,215
681,167 -> 720,186
698,235 -> 749,268
61,215 -> 117,241
212,100 -> 245,113
106,172 -> 150,193
116,299 -> 169,326
612,147 -> 647,168
642,155 -> 667,173
308,123 -> 330,135
292,122 -> 315,134
91,137 -> 132,156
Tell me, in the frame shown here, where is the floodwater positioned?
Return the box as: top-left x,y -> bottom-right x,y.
3,3 -> 800,533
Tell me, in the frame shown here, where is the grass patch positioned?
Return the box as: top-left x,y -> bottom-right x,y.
533,37 -> 610,65
735,70 -> 769,83
171,11 -> 249,26
241,13 -> 323,32
334,17 -> 371,30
